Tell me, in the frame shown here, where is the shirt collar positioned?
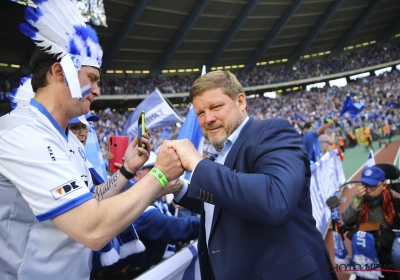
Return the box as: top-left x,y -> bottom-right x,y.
30,99 -> 68,142
207,116 -> 249,156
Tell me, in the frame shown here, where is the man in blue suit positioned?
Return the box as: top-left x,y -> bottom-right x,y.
168,70 -> 337,280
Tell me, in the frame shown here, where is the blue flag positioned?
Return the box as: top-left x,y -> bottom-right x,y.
177,106 -> 204,180
85,123 -> 108,180
122,88 -> 183,140
177,65 -> 206,180
339,96 -> 365,117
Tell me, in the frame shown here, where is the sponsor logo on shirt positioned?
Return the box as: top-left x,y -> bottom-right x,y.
51,180 -> 82,200
47,146 -> 56,161
78,147 -> 86,161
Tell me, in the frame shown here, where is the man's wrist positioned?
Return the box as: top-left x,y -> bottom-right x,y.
149,168 -> 168,189
173,180 -> 184,197
174,180 -> 188,202
353,196 -> 362,205
120,165 -> 136,179
189,157 -> 203,172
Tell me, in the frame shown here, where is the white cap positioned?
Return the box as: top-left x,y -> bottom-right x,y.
141,151 -> 157,170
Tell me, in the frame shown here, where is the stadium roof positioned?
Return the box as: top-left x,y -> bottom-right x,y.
1,0 -> 400,76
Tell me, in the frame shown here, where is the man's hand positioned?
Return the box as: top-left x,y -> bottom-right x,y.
123,134 -> 151,173
166,139 -> 203,171
154,140 -> 184,181
354,183 -> 366,200
160,178 -> 183,197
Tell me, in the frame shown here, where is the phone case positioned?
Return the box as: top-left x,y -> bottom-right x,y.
108,136 -> 129,173
137,111 -> 146,155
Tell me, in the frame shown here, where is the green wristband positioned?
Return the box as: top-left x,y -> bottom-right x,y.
150,168 -> 168,189
353,197 -> 361,204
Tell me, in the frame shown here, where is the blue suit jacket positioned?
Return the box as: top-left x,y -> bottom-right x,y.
177,118 -> 337,280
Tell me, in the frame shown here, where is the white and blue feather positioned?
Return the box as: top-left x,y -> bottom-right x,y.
18,0 -> 102,101
9,75 -> 34,110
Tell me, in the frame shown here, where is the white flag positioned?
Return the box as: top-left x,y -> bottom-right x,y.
366,149 -> 375,167
122,88 -> 183,140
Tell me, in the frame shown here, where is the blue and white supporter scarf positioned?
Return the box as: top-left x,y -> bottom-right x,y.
330,205 -> 351,265
351,231 -> 383,279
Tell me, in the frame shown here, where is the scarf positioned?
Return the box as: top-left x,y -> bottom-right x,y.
329,205 -> 351,266
358,186 -> 396,226
351,231 -> 382,279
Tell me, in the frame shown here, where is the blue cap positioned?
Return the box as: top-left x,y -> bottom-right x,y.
358,166 -> 386,186
140,151 -> 157,170
69,113 -> 100,124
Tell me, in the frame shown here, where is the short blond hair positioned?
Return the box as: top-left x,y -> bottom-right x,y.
189,70 -> 245,100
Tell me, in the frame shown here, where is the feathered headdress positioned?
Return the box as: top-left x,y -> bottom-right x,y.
9,75 -> 34,110
19,0 -> 103,102
8,74 -> 88,124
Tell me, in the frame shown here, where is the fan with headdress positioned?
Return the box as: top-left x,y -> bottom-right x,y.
18,0 -> 103,123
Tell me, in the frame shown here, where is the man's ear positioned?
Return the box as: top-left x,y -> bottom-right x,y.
237,92 -> 247,110
51,62 -> 65,83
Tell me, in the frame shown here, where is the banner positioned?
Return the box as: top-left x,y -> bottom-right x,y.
136,241 -> 201,280
310,150 -> 346,234
122,88 -> 183,140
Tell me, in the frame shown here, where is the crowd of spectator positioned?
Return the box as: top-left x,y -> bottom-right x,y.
238,40 -> 400,87
93,68 -> 400,163
2,39 -> 399,96
1,39 -> 400,161
99,40 -> 400,95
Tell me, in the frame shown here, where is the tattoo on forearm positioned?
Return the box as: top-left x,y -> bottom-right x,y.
93,172 -> 120,200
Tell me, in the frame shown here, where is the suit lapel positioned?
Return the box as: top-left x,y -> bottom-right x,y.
210,118 -> 254,233
224,118 -> 253,169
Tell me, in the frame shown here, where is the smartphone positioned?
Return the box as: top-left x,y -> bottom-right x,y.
137,111 -> 146,155
108,136 -> 129,172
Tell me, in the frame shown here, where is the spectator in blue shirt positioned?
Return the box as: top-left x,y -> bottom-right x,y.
302,119 -> 335,162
